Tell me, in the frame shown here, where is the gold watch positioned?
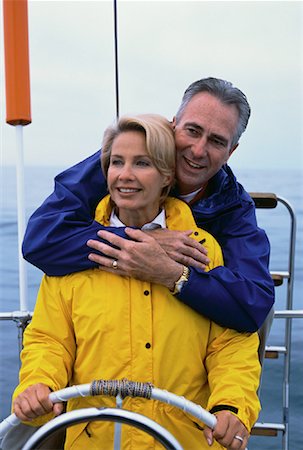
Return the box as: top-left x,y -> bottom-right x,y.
171,266 -> 190,295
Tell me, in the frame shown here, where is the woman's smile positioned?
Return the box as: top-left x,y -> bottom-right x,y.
107,130 -> 171,227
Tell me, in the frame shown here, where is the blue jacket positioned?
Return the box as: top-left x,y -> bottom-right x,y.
22,150 -> 274,332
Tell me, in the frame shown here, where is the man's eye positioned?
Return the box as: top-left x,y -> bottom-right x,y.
211,138 -> 225,147
186,127 -> 199,136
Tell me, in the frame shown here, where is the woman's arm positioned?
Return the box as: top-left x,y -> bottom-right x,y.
203,326 -> 261,448
12,275 -> 75,425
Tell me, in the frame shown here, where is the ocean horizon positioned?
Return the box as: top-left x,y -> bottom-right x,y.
1,165 -> 302,449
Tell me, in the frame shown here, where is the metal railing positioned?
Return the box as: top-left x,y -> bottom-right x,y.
249,193 -> 298,450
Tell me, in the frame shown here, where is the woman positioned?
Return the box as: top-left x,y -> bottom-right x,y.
12,114 -> 260,449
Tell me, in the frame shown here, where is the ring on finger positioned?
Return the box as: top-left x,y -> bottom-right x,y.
234,435 -> 244,443
112,259 -> 118,270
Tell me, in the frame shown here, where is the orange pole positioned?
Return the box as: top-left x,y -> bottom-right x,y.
3,0 -> 31,125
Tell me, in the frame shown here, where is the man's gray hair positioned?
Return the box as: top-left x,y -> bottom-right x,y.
175,77 -> 251,148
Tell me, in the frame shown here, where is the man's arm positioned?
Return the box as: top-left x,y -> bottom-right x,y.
23,151 -> 208,275
184,198 -> 275,332
152,197 -> 275,332
23,152 -> 274,331
178,263 -> 273,332
87,221 -> 274,332
22,151 -> 128,275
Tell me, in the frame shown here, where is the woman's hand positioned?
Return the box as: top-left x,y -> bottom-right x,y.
203,410 -> 249,449
13,383 -> 63,422
87,228 -> 184,289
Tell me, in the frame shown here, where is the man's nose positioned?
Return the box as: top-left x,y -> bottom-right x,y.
192,137 -> 208,158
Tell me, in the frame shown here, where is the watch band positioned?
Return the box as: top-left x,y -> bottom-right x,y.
171,265 -> 190,295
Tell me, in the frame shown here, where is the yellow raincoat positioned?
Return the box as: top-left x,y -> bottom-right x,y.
13,196 -> 261,449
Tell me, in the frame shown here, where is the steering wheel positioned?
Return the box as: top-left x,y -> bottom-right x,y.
0,378 -> 217,450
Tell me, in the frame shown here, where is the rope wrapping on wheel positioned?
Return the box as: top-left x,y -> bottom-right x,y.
90,378 -> 153,399
0,379 -> 218,440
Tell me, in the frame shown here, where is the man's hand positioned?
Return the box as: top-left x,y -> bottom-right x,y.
203,411 -> 249,449
88,228 -> 209,274
144,228 -> 210,270
13,383 -> 63,422
87,228 -> 184,289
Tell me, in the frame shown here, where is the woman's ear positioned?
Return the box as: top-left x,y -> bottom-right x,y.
162,174 -> 174,188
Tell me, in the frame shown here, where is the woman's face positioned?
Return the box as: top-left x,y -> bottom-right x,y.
107,130 -> 172,227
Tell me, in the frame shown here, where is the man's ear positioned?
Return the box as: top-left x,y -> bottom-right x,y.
172,116 -> 177,130
224,143 -> 238,164
229,143 -> 239,157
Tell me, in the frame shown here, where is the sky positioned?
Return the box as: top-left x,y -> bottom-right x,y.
0,0 -> 302,171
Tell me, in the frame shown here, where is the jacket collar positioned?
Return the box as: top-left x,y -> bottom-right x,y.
188,164 -> 241,218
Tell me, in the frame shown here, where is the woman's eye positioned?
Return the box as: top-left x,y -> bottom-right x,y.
110,159 -> 123,166
136,160 -> 150,167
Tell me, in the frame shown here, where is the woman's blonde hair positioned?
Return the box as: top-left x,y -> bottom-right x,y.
101,114 -> 176,202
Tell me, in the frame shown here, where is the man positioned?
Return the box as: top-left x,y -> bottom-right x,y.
22,77 -> 274,333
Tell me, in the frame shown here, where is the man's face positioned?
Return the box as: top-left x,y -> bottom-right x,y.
173,92 -> 239,194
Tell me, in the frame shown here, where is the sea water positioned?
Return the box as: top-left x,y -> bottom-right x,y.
0,165 -> 302,449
